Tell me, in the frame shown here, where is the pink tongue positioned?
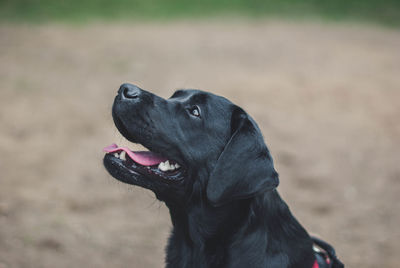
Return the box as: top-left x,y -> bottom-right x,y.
103,143 -> 168,166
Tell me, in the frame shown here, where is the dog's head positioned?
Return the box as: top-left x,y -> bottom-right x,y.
103,84 -> 279,206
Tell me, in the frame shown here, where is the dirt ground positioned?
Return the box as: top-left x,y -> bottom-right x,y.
0,20 -> 399,268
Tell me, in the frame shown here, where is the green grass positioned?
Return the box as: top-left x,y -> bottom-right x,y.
1,0 -> 400,27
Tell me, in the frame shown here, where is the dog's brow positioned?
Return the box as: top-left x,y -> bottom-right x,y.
171,90 -> 186,98
191,93 -> 208,105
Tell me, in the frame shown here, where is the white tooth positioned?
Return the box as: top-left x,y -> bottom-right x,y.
167,161 -> 176,171
158,160 -> 178,172
158,162 -> 167,171
164,161 -> 171,170
160,164 -> 169,172
175,163 -> 180,169
114,153 -> 119,158
162,161 -> 174,171
120,151 -> 126,160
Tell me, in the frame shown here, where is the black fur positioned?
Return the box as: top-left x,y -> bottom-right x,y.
103,83 -> 343,268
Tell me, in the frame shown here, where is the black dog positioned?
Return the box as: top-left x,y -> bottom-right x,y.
103,84 -> 343,268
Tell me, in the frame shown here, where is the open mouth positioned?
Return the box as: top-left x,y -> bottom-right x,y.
103,143 -> 185,183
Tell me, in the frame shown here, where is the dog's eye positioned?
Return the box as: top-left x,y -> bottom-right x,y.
188,105 -> 201,118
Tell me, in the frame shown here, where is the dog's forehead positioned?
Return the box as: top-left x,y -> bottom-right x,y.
170,89 -> 232,107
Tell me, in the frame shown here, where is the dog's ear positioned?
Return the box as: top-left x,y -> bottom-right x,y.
206,108 -> 279,206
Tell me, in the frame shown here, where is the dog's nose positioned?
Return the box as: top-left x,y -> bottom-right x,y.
119,83 -> 142,99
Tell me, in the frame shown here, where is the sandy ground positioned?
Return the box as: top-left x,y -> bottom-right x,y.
0,20 -> 399,268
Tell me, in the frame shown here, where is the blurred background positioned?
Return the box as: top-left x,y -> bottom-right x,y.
1,1 -> 399,267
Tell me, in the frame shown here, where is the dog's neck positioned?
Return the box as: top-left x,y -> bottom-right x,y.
165,189 -> 315,268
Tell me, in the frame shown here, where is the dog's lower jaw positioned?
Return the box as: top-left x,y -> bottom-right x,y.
165,190 -> 315,268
